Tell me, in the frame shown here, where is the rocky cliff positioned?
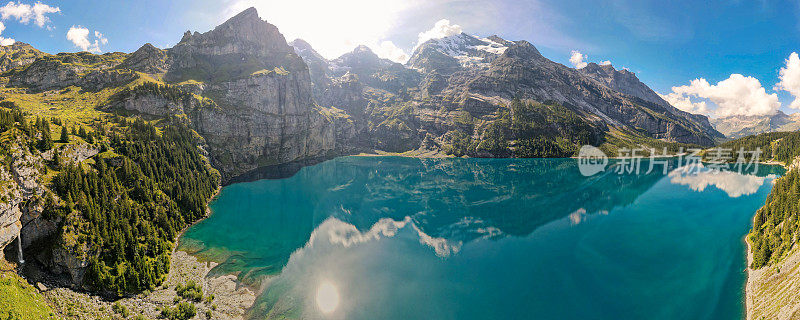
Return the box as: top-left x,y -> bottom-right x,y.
111,8 -> 356,181
0,133 -> 43,260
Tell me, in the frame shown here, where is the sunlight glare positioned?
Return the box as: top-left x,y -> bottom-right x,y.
225,0 -> 413,59
316,280 -> 340,314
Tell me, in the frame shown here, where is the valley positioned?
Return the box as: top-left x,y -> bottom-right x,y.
0,5 -> 797,320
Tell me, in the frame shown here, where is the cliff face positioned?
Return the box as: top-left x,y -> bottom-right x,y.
188,72 -> 347,178
0,135 -> 44,261
107,8 -> 354,181
166,8 -> 351,180
0,133 -> 70,274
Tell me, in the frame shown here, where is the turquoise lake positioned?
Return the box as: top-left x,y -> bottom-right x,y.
178,157 -> 784,320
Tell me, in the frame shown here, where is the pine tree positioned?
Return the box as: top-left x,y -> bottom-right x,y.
60,125 -> 69,143
38,118 -> 53,150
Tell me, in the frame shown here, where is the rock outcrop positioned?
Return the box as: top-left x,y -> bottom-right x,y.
0,134 -> 48,262
0,42 -> 48,73
9,53 -> 136,92
118,43 -> 168,74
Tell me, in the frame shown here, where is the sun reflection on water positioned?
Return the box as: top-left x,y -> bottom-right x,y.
316,280 -> 340,314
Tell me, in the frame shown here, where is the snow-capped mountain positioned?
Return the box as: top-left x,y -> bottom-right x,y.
407,33 -> 534,74
289,31 -> 723,150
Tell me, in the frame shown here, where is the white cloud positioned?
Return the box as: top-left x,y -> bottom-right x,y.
371,40 -> 408,63
569,50 -> 587,69
776,52 -> 800,110
66,26 -> 106,53
664,74 -> 780,117
94,30 -> 108,45
659,92 -> 710,115
0,1 -> 59,27
415,19 -> 462,48
600,60 -> 611,66
0,21 -> 14,45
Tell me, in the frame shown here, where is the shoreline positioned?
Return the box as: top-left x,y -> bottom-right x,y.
745,219 -> 755,320
744,159 -> 797,320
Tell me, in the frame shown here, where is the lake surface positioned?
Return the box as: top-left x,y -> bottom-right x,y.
179,157 -> 783,320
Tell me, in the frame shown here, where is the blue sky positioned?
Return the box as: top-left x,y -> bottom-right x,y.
3,0 -> 800,117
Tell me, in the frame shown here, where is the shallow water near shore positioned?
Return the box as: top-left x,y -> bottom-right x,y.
179,157 -> 783,320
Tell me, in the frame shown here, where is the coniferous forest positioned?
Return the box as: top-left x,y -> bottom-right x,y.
720,131 -> 800,268
0,102 -> 220,295
50,118 -> 220,295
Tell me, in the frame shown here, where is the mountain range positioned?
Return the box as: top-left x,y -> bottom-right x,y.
710,110 -> 800,138
7,8 -> 725,181
0,7 -> 729,295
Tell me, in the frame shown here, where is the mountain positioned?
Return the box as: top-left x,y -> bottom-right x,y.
327,45 -> 421,94
711,110 -> 800,138
0,42 -> 47,73
289,32 -> 724,159
290,38 -> 331,98
338,32 -> 720,155
129,7 -> 354,179
0,7 -> 726,298
579,62 -> 722,140
580,62 -> 664,105
408,33 -> 518,75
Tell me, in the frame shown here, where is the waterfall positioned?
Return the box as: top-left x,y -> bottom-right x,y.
16,231 -> 23,264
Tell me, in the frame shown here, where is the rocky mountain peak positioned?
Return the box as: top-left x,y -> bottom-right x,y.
290,39 -> 328,67
0,41 -> 49,72
329,44 -> 392,77
579,61 -> 666,106
173,7 -> 295,59
119,43 -> 167,74
290,39 -> 322,58
486,35 -> 514,47
228,6 -> 259,22
290,39 -> 332,98
0,41 -> 35,52
165,7 -> 306,82
180,31 -> 192,43
353,45 -> 373,53
500,40 -> 542,60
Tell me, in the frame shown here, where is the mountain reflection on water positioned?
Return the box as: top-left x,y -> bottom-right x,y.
178,157 -> 782,320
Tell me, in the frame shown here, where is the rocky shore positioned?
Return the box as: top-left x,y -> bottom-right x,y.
36,250 -> 256,320
746,243 -> 800,319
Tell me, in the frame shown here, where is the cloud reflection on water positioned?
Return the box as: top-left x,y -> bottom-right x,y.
668,164 -> 777,198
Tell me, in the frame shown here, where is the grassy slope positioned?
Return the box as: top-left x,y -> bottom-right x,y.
0,263 -> 57,320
